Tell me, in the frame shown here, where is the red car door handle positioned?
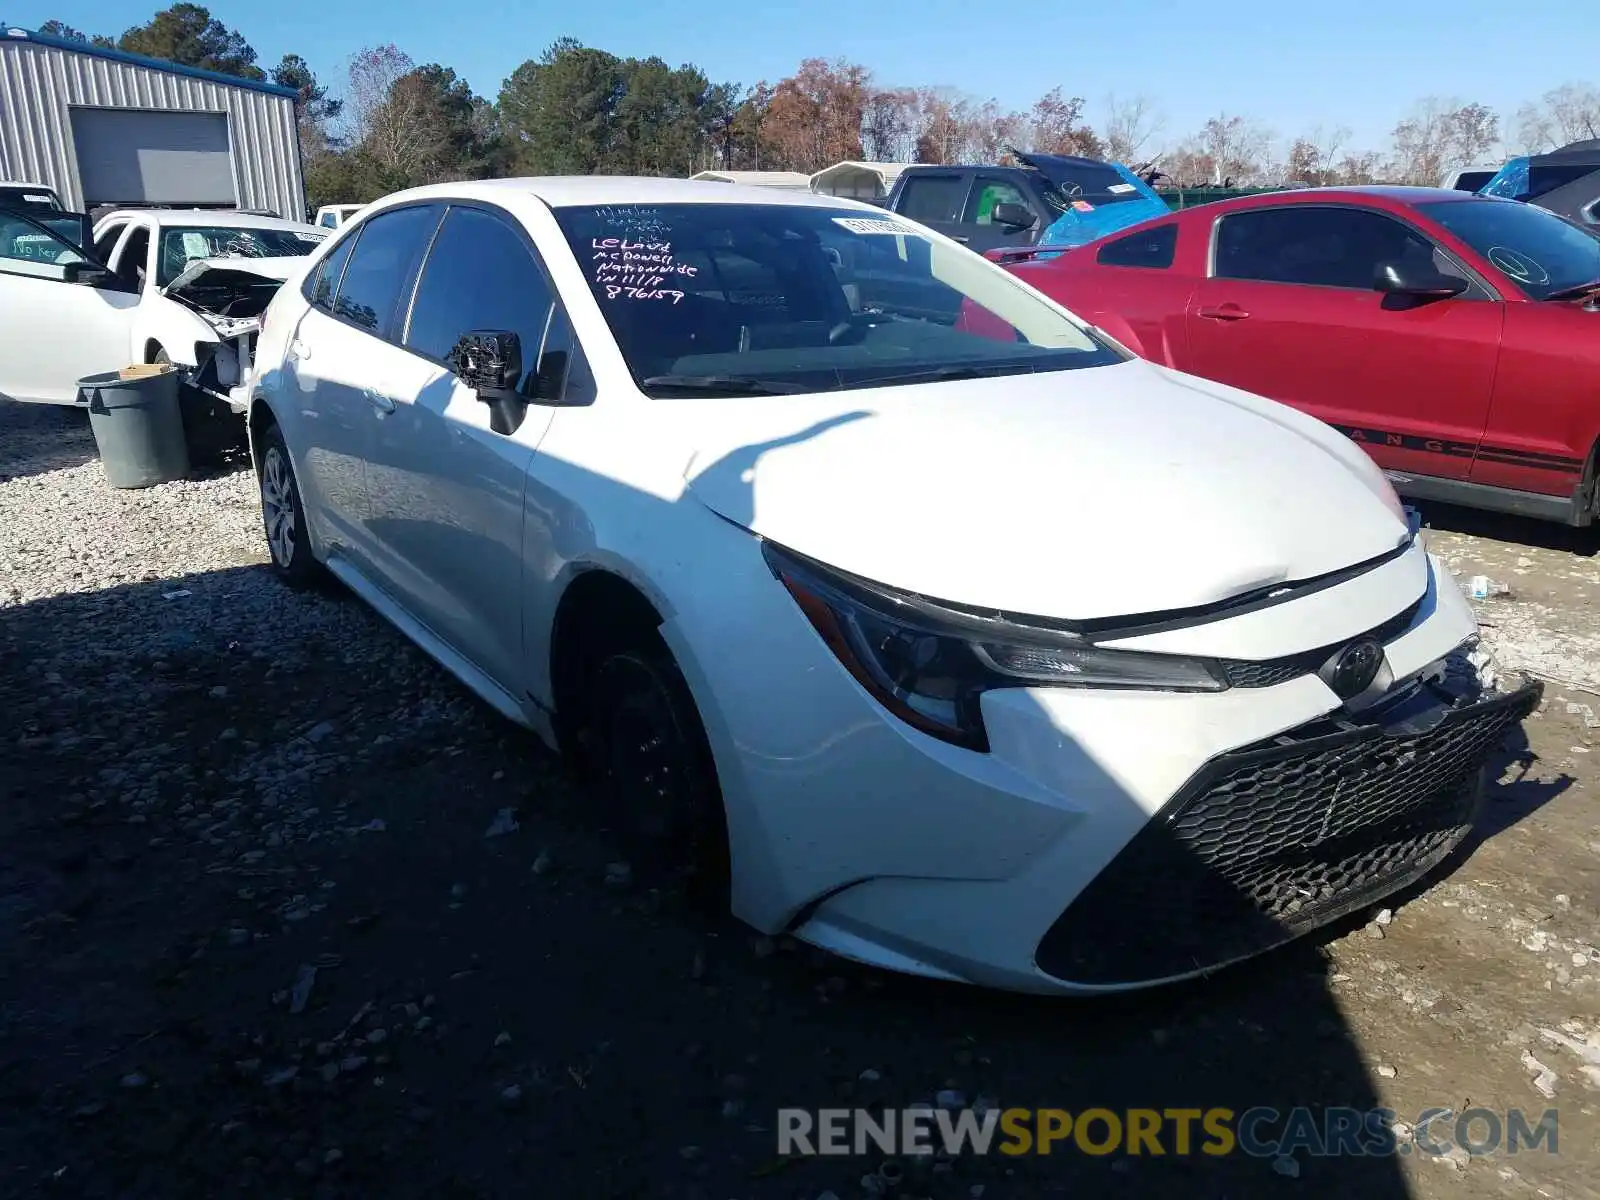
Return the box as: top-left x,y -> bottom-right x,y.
1197,304 -> 1250,321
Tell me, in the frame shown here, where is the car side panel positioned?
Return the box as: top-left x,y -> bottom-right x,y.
1469,303 -> 1600,499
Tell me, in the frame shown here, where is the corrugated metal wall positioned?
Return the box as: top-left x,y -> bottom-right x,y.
0,39 -> 304,220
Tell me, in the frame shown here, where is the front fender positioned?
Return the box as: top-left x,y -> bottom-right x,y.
132,296 -> 216,365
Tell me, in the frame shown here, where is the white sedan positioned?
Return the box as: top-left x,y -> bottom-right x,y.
245,177 -> 1541,993
0,208 -> 325,407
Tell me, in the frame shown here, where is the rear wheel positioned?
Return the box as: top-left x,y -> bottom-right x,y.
255,421 -> 323,588
576,627 -> 729,906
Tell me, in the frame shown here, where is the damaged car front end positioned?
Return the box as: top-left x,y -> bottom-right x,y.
162,256 -> 304,413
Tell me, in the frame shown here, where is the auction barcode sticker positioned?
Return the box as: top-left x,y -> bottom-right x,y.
832,217 -> 912,235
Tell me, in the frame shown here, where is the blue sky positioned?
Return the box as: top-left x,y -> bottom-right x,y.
8,0 -> 1595,154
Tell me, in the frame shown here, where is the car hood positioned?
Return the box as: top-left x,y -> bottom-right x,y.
680,359 -> 1410,621
162,255 -> 307,296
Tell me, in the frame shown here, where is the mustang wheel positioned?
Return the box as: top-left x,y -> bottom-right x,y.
256,422 -> 322,588
586,631 -> 729,905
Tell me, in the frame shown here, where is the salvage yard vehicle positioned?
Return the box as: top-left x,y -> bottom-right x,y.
0,208 -> 324,408
247,177 -> 1540,993
986,186 -> 1600,527
315,203 -> 367,230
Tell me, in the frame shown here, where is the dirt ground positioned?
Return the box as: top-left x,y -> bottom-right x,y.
1,405 -> 1597,1199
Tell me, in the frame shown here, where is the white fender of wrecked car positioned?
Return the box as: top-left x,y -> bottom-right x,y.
129,292 -> 221,366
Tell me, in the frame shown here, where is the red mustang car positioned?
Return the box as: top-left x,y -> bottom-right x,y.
980,187 -> 1600,527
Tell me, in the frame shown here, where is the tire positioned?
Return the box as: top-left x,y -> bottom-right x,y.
579,628 -> 729,906
255,421 -> 323,588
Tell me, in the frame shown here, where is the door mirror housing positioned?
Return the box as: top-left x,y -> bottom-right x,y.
1373,260 -> 1468,301
448,329 -> 526,435
62,260 -> 123,289
989,202 -> 1035,230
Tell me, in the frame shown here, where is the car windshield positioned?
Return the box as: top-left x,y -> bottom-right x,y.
551,202 -> 1123,396
156,225 -> 325,287
1417,198 -> 1600,299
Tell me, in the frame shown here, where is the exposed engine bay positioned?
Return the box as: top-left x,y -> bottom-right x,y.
162,257 -> 302,412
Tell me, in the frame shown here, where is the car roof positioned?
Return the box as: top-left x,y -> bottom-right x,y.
368,176 -> 877,212
98,209 -> 320,230
1202,184 -> 1486,209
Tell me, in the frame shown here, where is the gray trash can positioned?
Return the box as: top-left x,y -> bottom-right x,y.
76,366 -> 191,489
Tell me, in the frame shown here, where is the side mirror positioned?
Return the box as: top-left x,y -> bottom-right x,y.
63,261 -> 121,289
448,329 -> 525,435
990,202 -> 1035,230
1373,260 -> 1468,301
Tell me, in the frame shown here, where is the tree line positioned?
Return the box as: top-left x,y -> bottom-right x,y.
39,5 -> 1600,210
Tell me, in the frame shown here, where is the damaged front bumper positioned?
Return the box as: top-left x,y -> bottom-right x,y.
1033,646 -> 1542,987
163,256 -> 302,413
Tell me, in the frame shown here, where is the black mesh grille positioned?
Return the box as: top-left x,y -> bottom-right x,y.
1034,676 -> 1542,986
1219,600 -> 1422,689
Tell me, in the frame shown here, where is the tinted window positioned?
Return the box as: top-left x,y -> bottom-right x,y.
897,175 -> 968,223
967,177 -> 1031,224
307,233 -> 357,312
331,206 -> 440,337
1214,206 -> 1441,290
319,211 -> 338,228
116,227 -> 149,285
1417,197 -> 1600,299
0,211 -> 88,278
1097,223 -> 1177,268
404,206 -> 556,394
551,202 -> 1121,396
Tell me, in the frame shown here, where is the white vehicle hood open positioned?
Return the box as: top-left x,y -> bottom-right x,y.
680,360 -> 1411,621
163,254 -> 305,296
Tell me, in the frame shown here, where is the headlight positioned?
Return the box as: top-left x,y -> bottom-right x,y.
763,542 -> 1227,751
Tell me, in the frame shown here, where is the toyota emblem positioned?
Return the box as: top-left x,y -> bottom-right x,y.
1320,639 -> 1385,700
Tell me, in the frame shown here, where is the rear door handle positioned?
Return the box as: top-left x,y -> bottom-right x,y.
288,338 -> 311,360
363,389 -> 395,414
1197,304 -> 1250,321
952,236 -> 971,243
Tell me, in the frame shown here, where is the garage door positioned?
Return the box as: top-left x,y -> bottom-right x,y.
70,108 -> 237,207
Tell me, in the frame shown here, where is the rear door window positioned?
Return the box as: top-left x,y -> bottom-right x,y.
896,174 -> 970,224
329,205 -> 442,339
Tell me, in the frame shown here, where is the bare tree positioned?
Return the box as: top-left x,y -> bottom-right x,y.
1100,93 -> 1163,165
1166,113 -> 1276,185
1283,124 -> 1350,184
1388,98 -> 1500,184
1514,84 -> 1600,152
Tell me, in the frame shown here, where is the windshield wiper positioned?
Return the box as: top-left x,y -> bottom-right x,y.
638,374 -> 807,396
861,363 -> 1039,386
1542,278 -> 1600,301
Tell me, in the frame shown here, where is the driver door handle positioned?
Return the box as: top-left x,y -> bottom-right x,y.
1197,304 -> 1250,321
363,388 -> 395,414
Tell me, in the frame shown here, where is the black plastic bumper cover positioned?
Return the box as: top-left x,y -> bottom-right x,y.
1034,675 -> 1544,987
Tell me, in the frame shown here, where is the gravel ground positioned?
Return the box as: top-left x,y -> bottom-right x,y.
2,400 -> 1597,1200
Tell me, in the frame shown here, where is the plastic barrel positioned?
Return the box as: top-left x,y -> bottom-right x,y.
75,367 -> 191,489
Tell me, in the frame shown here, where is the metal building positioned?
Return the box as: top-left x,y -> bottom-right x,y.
0,25 -> 305,220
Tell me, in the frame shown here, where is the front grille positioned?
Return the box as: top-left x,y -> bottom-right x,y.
1034,675 -> 1542,986
1219,600 -> 1421,688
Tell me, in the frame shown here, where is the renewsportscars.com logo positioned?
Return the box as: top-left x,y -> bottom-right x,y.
777,1105 -> 1560,1160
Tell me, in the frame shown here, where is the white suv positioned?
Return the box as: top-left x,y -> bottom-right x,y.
246,177 -> 1540,993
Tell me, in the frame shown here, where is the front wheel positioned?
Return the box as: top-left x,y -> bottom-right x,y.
582,631 -> 729,906
255,422 -> 323,588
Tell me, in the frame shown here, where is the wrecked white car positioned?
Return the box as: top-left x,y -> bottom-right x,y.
0,207 -> 324,409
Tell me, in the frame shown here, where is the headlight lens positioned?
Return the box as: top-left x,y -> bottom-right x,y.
763,542 -> 1227,751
